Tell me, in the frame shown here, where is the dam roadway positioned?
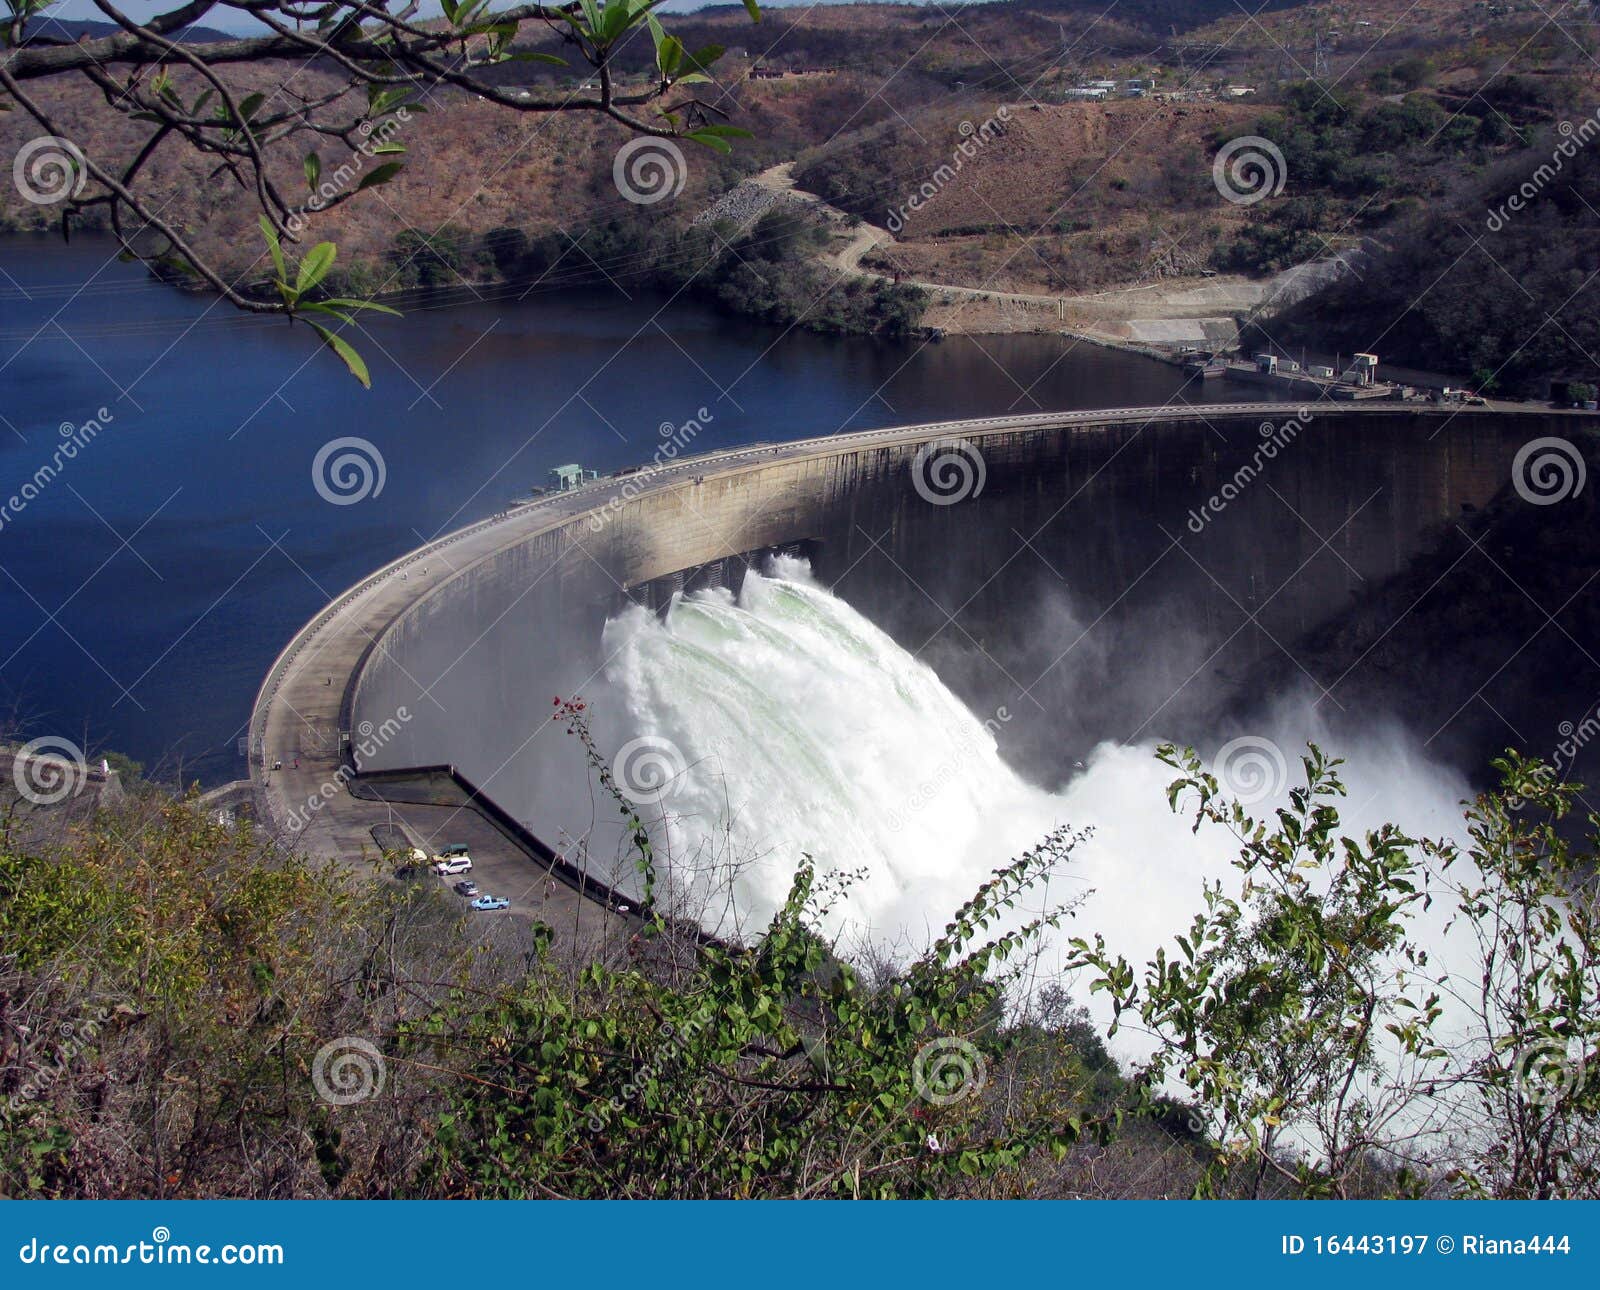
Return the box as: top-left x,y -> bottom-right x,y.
247,399 -> 1582,943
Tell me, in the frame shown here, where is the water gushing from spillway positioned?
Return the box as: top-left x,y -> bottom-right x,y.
599,558 -> 1474,992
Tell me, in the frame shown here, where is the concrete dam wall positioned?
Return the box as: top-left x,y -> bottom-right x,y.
341,404 -> 1573,852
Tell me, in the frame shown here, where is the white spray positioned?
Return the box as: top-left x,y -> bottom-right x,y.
599,559 -> 1475,1052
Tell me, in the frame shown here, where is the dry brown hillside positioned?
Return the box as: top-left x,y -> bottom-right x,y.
800,97 -> 1260,295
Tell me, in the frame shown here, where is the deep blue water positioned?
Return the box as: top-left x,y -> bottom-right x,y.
0,233 -> 1264,782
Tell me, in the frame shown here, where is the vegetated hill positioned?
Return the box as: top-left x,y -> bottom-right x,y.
15,18 -> 236,43
1249,90 -> 1600,394
787,2 -> 1599,316
1003,0 -> 1324,37
0,780 -> 1206,1199
0,62 -> 876,272
6,0 -> 1600,365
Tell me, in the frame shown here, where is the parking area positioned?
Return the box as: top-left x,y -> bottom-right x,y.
312,790 -> 640,961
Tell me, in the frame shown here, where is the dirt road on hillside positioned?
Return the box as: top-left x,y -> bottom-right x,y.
737,162 -> 1342,344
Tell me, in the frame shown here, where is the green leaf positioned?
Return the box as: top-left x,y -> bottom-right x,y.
685,124 -> 753,154
320,297 -> 404,317
656,33 -> 684,78
687,124 -> 753,141
684,43 -> 726,73
259,215 -> 286,284
300,303 -> 356,327
304,151 -> 321,190
577,0 -> 604,40
234,92 -> 265,125
599,0 -> 639,40
742,0 -> 761,21
310,323 -> 372,389
356,161 -> 404,191
294,241 -> 337,295
685,131 -> 731,153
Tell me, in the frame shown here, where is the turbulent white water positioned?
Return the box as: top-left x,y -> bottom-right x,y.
600,558 -> 1473,989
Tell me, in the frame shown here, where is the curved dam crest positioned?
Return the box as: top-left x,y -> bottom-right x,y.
252,402 -> 1592,932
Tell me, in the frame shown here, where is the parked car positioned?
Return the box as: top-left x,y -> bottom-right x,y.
436,843 -> 471,858
470,895 -> 510,911
453,880 -> 479,898
433,856 -> 472,875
